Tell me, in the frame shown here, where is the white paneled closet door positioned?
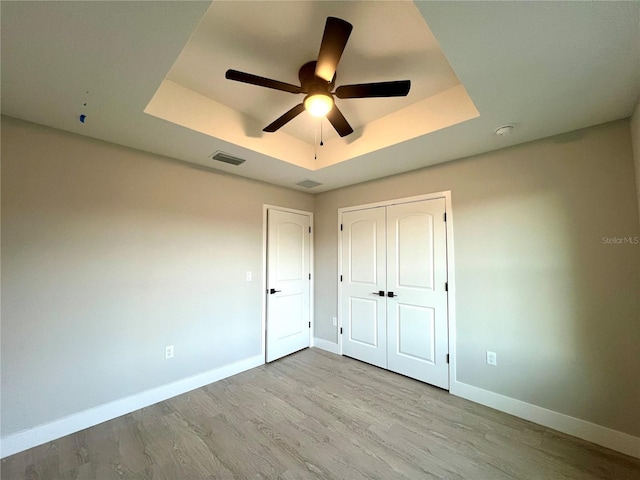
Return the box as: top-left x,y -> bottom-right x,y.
340,198 -> 449,389
386,199 -> 449,389
341,207 -> 387,368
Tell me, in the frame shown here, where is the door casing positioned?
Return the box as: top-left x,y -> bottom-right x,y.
337,191 -> 457,388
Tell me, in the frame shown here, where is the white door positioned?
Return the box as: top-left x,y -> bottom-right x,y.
386,199 -> 449,389
266,209 -> 311,362
340,198 -> 449,389
341,207 -> 387,368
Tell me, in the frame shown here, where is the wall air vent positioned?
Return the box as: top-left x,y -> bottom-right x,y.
210,151 -> 245,166
296,180 -> 322,188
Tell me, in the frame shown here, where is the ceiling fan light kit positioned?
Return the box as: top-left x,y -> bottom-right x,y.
304,93 -> 334,117
225,16 -> 411,138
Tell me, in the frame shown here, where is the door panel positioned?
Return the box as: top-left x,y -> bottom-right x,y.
273,293 -> 304,340
396,304 -> 435,362
386,199 -> 449,388
266,209 -> 310,362
341,207 -> 387,368
396,213 -> 434,290
349,297 -> 380,347
350,220 -> 380,284
276,222 -> 305,280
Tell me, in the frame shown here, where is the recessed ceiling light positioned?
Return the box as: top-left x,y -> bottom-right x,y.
495,124 -> 514,136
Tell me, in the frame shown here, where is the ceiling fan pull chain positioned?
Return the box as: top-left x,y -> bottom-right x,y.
320,120 -> 324,146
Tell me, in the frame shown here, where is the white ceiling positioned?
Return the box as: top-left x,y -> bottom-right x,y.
159,1 -> 469,144
145,1 -> 479,171
2,1 -> 639,193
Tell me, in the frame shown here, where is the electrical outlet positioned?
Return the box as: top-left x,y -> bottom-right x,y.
332,316 -> 337,326
486,350 -> 497,366
165,345 -> 174,359
246,271 -> 252,281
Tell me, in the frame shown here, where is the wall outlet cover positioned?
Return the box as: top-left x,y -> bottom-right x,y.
165,345 -> 175,359
487,351 -> 497,366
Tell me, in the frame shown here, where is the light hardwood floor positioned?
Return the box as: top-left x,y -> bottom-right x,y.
2,348 -> 639,479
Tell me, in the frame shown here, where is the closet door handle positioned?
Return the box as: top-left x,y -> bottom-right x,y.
269,288 -> 282,294
387,291 -> 398,298
371,291 -> 385,297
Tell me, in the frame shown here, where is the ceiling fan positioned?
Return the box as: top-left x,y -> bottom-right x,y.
225,17 -> 411,138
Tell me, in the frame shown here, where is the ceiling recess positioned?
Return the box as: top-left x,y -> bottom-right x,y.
210,151 -> 245,166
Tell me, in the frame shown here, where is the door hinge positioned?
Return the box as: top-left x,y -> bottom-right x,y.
309,321 -> 311,328
340,224 -> 343,231
340,275 -> 343,282
340,327 -> 343,334
309,273 -> 311,280
446,354 -> 450,364
309,226 -> 311,233
444,212 -> 447,222
445,282 -> 448,292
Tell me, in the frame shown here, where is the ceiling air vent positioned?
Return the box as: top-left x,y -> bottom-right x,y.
210,151 -> 245,166
296,180 -> 322,188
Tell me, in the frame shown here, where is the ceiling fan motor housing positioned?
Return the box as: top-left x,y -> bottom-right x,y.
299,61 -> 335,95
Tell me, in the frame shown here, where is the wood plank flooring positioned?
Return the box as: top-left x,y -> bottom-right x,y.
2,348 -> 639,479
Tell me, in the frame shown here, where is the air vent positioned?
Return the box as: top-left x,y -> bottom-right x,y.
210,151 -> 245,166
296,180 -> 322,188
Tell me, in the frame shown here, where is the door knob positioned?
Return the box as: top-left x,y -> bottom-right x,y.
371,291 -> 385,296
387,291 -> 398,298
269,288 -> 282,294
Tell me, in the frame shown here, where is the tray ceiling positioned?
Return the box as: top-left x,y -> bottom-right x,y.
2,1 -> 638,192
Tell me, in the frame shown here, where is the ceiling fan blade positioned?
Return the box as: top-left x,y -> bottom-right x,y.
326,104 -> 354,137
263,103 -> 306,132
336,80 -> 411,99
225,69 -> 302,94
315,17 -> 353,83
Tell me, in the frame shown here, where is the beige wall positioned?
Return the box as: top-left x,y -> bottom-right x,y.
631,100 -> 640,224
0,116 -> 314,436
314,120 -> 640,436
3,115 -> 639,443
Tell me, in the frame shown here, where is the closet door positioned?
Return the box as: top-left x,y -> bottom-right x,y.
341,207 -> 387,368
386,199 -> 449,389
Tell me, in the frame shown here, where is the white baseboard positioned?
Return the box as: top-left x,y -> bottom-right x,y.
4,356 -> 637,461
450,380 -> 640,459
312,337 -> 340,354
0,354 -> 264,459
